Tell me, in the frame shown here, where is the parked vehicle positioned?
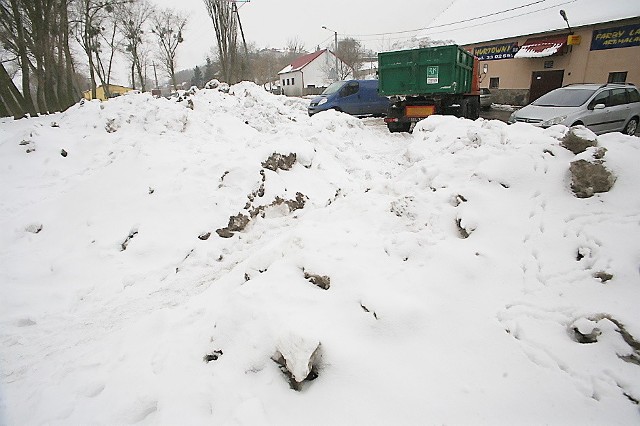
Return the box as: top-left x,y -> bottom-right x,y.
508,83 -> 640,135
480,88 -> 492,109
308,80 -> 391,117
378,45 -> 480,132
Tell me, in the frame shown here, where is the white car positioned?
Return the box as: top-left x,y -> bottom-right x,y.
508,83 -> 640,135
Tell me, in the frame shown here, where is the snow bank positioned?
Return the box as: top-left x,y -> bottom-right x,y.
1,83 -> 639,425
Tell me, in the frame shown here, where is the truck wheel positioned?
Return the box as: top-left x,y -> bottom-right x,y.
461,97 -> 479,120
387,122 -> 411,133
466,97 -> 480,120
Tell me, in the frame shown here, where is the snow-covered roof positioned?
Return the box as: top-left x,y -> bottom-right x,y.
420,0 -> 639,45
278,50 -> 326,75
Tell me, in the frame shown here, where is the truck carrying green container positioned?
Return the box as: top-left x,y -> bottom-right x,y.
378,45 -> 480,132
378,45 -> 475,96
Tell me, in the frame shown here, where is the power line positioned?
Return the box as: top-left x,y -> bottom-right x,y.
342,0 -> 547,38
421,0 -> 577,36
342,0 -> 577,46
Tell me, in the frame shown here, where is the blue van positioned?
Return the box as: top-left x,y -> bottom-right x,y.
308,79 -> 391,117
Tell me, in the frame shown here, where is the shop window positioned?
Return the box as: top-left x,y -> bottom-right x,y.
489,77 -> 499,89
608,72 -> 627,83
291,78 -> 295,86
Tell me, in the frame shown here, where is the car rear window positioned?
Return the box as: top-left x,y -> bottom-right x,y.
628,88 -> 640,103
532,88 -> 596,107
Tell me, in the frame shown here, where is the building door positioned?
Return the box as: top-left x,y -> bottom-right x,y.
529,70 -> 564,103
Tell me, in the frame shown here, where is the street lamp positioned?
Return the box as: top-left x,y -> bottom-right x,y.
322,25 -> 339,81
559,10 -> 572,33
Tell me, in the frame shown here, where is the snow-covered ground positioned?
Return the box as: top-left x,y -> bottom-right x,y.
1,83 -> 639,425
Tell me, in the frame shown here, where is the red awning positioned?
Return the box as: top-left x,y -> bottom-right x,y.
514,35 -> 568,58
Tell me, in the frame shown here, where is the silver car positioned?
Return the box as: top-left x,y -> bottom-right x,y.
508,83 -> 640,135
480,88 -> 492,109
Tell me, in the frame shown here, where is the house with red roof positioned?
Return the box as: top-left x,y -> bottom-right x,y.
278,49 -> 352,96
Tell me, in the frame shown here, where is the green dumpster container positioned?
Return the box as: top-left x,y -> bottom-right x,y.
378,45 -> 474,96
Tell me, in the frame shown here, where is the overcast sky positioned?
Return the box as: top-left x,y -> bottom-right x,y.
149,0 -> 454,70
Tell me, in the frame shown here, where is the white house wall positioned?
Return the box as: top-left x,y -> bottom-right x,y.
280,51 -> 349,97
302,51 -> 335,89
280,71 -> 304,96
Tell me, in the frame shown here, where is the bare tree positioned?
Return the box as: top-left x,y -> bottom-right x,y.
116,0 -> 153,91
286,37 -> 305,56
203,0 -> 238,83
336,37 -> 364,79
150,8 -> 187,91
320,50 -> 352,82
1,0 -> 80,117
72,0 -> 127,99
204,55 -> 216,82
1,0 -> 36,115
250,48 -> 280,89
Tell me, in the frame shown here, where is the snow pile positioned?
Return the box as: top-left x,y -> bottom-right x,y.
384,36 -> 457,52
1,84 -> 639,425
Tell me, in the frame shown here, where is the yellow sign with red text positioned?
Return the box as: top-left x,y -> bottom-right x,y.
567,35 -> 581,45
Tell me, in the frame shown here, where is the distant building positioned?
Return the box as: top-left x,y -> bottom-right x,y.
358,56 -> 379,80
83,84 -> 134,101
278,49 -> 352,97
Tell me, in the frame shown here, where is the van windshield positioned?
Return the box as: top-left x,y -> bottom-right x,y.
322,81 -> 345,95
532,88 -> 596,107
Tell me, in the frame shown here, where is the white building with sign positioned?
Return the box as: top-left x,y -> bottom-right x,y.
420,1 -> 639,105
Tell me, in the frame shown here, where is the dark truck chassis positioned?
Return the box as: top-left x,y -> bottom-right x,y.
384,94 -> 480,133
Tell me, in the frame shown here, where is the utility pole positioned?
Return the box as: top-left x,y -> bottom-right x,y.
231,0 -> 249,80
231,2 -> 248,57
322,26 -> 339,81
334,30 -> 338,80
152,62 -> 159,88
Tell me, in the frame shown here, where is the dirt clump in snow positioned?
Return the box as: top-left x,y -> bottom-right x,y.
561,126 -> 598,154
198,232 -> 211,241
593,271 -> 613,283
272,337 -> 322,391
216,213 -> 250,238
569,159 -> 616,198
25,223 -> 43,234
261,152 -> 297,172
228,213 -> 250,231
456,217 -> 474,239
248,192 -> 307,218
303,270 -> 330,290
120,228 -> 138,251
218,191 -> 307,238
215,228 -> 234,238
571,314 -> 640,365
203,350 -> 223,363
